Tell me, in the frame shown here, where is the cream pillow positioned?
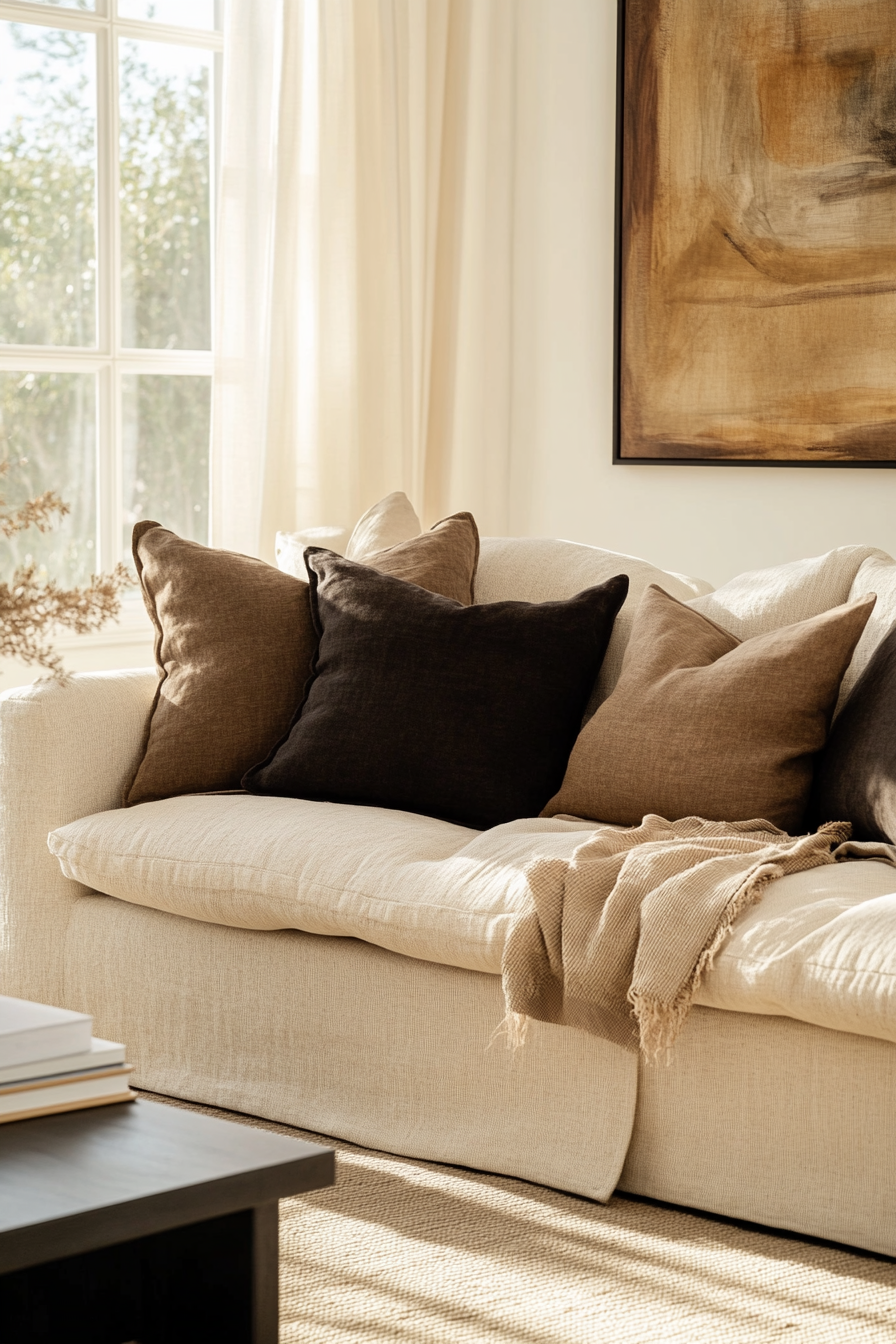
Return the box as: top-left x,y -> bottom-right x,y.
345,491 -> 421,561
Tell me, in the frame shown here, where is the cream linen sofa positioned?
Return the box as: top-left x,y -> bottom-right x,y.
4,536 -> 896,1258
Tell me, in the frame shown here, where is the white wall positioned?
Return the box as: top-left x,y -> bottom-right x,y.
511,0 -> 896,588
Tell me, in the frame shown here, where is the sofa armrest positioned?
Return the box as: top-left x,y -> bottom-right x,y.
0,669 -> 157,1005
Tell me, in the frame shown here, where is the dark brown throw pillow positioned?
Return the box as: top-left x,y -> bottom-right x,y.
126,511 -> 480,806
811,622 -> 896,842
242,553 -> 629,830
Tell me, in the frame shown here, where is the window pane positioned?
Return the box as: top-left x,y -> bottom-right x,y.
119,39 -> 211,351
118,1 -> 216,29
122,374 -> 210,554
0,372 -> 97,585
0,23 -> 97,347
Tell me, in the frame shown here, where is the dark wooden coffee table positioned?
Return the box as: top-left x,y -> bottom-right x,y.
0,1096 -> 334,1343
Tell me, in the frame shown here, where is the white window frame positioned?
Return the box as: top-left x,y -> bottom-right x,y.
0,0 -> 221,627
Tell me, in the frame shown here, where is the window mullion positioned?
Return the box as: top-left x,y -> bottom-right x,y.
96,23 -> 114,359
0,6 -> 221,51
97,21 -> 120,572
97,363 -> 119,573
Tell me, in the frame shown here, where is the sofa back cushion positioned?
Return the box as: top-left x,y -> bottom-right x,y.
126,512 -> 480,806
475,537 -> 712,710
243,553 -> 629,830
543,584 -> 876,833
688,545 -> 893,711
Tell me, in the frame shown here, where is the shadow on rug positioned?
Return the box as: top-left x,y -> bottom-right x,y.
141,1091 -> 896,1344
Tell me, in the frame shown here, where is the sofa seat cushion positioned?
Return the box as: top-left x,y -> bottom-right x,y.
48,796 -> 596,975
49,798 -> 896,1047
696,859 -> 896,1046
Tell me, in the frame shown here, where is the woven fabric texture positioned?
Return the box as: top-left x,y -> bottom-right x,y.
693,858 -> 896,1045
148,1088 -> 896,1344
49,794 -> 896,1048
687,544 -> 881,641
622,1005 -> 896,1260
49,799 -> 599,973
62,894 -> 637,1204
546,585 -> 875,832
502,817 -> 880,1059
845,551 -> 896,703
62,892 -> 896,1259
0,670 -> 156,1005
127,511 -> 480,806
244,558 -> 628,828
687,544 -> 896,711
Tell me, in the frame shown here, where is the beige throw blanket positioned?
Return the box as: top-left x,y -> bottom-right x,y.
502,815 -> 895,1062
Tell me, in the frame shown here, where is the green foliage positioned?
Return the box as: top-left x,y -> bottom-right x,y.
0,19 -> 212,590
0,371 -> 96,584
119,40 -> 211,350
0,25 -> 96,346
124,373 -> 209,546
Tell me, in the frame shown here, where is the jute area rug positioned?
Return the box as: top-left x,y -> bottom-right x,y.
145,1092 -> 896,1344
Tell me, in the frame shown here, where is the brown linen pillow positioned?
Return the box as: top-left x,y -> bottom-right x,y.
543,584 -> 876,832
369,510 -> 479,603
125,511 -> 480,806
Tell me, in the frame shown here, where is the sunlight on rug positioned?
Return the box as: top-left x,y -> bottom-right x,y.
144,1093 -> 896,1344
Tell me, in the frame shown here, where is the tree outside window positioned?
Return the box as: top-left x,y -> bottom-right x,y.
0,2 -> 218,601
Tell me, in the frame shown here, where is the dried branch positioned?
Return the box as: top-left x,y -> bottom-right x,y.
0,459 -> 134,679
0,460 -> 70,539
0,489 -> 70,539
0,561 -> 133,682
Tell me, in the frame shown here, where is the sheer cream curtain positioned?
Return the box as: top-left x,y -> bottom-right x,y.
212,0 -> 519,561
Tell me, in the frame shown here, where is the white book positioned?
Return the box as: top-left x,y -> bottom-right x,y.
0,1064 -> 135,1124
0,995 -> 93,1069
0,1037 -> 126,1087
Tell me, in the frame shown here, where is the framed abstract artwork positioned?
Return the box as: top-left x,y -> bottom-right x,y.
615,0 -> 896,465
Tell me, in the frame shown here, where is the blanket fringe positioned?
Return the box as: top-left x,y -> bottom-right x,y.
630,862 -> 788,1064
510,820 -> 856,1065
627,989 -> 693,1066
492,1010 -> 530,1053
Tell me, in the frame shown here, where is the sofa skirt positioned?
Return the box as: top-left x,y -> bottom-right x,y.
619,1005 -> 896,1257
63,894 -> 637,1202
63,895 -> 896,1255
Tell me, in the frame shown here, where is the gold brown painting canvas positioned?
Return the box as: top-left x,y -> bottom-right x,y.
618,0 -> 896,463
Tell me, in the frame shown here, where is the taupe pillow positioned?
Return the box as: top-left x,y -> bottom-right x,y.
125,511 -> 480,806
543,584 -> 876,833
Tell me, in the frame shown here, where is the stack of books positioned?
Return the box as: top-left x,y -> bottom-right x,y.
0,995 -> 134,1125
